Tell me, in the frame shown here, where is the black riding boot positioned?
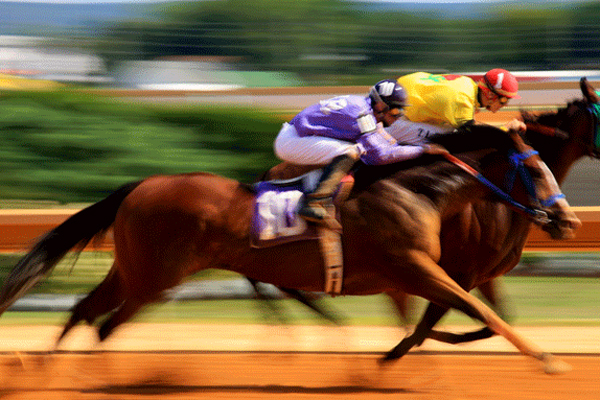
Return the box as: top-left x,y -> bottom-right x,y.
298,154 -> 358,223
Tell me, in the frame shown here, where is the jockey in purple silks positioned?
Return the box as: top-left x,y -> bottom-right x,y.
274,79 -> 448,224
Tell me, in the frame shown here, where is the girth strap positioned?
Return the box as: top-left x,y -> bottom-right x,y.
317,203 -> 344,296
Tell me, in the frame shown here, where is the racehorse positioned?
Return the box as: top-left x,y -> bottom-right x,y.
402,77 -> 600,346
0,112 -> 580,374
261,78 -> 600,346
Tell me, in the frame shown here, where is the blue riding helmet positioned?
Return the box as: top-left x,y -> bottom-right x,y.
369,79 -> 408,109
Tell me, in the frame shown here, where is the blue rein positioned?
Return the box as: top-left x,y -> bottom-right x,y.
444,150 -> 563,224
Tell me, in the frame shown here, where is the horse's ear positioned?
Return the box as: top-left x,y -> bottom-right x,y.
580,77 -> 600,104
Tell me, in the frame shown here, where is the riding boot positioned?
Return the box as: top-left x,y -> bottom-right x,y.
298,154 -> 358,223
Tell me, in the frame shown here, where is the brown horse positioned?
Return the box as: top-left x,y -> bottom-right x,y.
401,77 -> 600,346
0,119 -> 580,374
262,78 -> 600,347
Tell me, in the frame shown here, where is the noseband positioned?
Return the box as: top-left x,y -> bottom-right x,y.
443,150 -> 563,226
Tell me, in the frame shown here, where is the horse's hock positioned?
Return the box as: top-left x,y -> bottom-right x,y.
0,207 -> 598,253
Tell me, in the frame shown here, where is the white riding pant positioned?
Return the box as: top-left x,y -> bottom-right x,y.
386,117 -> 454,145
274,123 -> 362,165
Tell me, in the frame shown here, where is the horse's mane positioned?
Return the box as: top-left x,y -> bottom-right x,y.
521,99 -> 584,128
427,123 -> 517,153
352,123 -> 519,195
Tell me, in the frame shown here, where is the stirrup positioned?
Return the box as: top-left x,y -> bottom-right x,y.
298,199 -> 342,232
298,202 -> 329,222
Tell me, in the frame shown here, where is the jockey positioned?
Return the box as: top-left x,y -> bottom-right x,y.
386,69 -> 526,144
274,79 -> 447,224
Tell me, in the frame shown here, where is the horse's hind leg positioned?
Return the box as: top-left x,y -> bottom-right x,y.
56,265 -> 124,346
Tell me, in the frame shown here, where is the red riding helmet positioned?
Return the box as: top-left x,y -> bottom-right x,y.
479,69 -> 521,99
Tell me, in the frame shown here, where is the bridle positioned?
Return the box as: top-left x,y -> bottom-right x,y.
443,150 -> 563,226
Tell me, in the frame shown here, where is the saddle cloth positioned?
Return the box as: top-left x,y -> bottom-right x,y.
250,171 -> 321,249
250,170 -> 352,296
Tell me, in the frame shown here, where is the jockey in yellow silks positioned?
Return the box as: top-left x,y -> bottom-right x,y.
387,69 -> 525,144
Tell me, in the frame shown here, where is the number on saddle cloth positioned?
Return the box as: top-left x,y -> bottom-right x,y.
251,169 -> 355,248
251,171 -> 321,248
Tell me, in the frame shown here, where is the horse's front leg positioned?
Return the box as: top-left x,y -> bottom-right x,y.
383,253 -> 571,374
427,279 -> 510,344
381,302 -> 448,363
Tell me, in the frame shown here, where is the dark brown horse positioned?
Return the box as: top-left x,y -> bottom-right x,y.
0,116 -> 580,374
262,78 -> 600,347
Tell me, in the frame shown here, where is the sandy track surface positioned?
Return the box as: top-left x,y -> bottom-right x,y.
0,350 -> 598,400
1,323 -> 599,354
0,324 -> 598,399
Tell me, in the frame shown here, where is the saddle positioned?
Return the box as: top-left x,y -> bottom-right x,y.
251,170 -> 353,247
251,170 -> 354,295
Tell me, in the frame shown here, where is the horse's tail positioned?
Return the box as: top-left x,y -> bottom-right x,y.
0,180 -> 143,316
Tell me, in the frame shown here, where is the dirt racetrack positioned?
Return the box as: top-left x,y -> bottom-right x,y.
0,324 -> 598,400
1,352 -> 598,400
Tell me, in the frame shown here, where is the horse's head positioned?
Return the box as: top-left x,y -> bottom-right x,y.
501,130 -> 581,240
522,78 -> 600,177
426,125 -> 581,240
578,77 -> 600,158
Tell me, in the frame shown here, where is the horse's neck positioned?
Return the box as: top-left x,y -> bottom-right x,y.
388,163 -> 490,216
547,152 -> 583,186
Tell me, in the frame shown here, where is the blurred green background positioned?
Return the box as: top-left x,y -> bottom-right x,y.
0,0 -> 598,327
1,0 -> 599,86
0,89 -> 284,202
0,251 -> 598,327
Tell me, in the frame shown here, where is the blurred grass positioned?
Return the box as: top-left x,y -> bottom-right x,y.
0,251 -> 598,327
0,252 -> 241,295
0,89 -> 284,203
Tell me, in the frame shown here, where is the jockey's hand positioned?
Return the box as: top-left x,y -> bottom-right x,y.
504,119 -> 527,133
422,143 -> 450,156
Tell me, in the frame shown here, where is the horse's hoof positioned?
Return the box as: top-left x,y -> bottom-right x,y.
377,353 -> 398,367
542,354 -> 572,375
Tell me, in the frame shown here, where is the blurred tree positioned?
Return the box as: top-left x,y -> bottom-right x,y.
0,90 -> 283,202
486,7 -> 574,69
96,0 -> 365,83
566,2 -> 600,68
88,0 -> 600,84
